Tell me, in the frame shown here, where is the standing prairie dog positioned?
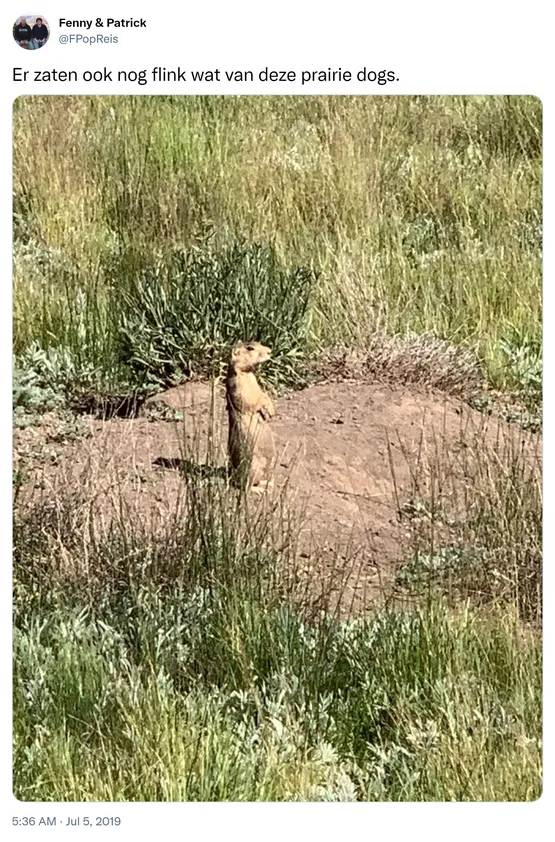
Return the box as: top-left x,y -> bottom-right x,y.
226,341 -> 276,491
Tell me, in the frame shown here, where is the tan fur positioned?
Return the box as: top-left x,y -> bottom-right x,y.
226,341 -> 276,491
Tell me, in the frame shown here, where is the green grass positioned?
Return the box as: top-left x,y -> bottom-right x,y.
13,95 -> 541,395
12,94 -> 542,801
13,595 -> 541,802
13,424 -> 542,801
393,417 -> 542,621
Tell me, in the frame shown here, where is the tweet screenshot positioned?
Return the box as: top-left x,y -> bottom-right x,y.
3,1 -> 549,838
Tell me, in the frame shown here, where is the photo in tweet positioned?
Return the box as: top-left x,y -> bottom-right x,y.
12,94 -> 542,804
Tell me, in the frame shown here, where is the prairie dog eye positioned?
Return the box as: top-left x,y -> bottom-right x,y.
246,344 -> 255,351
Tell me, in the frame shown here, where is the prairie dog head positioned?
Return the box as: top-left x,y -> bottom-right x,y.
229,341 -> 272,372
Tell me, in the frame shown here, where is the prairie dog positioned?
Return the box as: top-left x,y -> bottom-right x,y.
226,341 -> 276,491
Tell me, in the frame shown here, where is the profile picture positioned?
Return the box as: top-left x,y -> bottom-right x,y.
13,14 -> 50,49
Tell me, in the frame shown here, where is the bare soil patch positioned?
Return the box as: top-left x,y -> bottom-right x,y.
14,381 -> 541,613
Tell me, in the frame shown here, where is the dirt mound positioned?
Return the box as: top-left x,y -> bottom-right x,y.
14,381 -> 540,612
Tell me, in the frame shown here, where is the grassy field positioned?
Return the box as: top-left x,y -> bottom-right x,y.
13,95 -> 541,394
12,95 -> 542,801
13,461 -> 542,802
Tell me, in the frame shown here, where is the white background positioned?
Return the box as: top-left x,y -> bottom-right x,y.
3,1 -> 550,839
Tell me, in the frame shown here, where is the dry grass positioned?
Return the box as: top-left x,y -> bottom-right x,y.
314,331 -> 483,395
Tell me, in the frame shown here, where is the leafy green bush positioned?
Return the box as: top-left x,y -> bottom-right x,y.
12,341 -> 153,421
113,239 -> 315,388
